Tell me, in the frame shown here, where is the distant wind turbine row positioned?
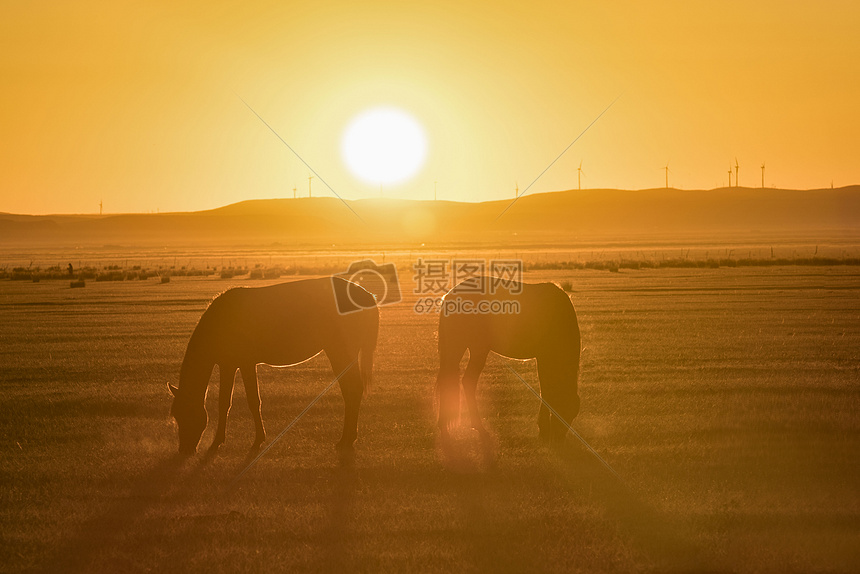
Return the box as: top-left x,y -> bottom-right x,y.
662,158 -> 766,189
281,157 -> 771,205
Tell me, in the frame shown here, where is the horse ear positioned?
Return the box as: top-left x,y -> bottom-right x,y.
168,383 -> 179,397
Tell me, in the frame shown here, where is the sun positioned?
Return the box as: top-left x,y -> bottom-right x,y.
341,107 -> 427,186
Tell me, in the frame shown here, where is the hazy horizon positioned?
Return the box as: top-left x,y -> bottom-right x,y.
3,183 -> 859,217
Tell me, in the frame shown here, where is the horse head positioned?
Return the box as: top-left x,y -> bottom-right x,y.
168,383 -> 208,455
539,364 -> 581,443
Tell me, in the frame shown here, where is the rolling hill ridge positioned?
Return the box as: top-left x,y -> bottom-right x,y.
2,186 -> 858,248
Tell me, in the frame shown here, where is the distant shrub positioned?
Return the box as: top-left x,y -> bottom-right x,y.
559,280 -> 573,292
527,261 -> 584,271
160,275 -> 170,284
608,262 -> 620,272
70,279 -> 86,288
249,269 -> 264,280
220,270 -> 234,279
264,267 -> 283,279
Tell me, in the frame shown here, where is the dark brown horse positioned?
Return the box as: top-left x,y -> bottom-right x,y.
169,277 -> 378,455
436,277 -> 581,443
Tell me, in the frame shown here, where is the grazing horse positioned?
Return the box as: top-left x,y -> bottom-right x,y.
436,277 -> 581,443
169,277 -> 378,455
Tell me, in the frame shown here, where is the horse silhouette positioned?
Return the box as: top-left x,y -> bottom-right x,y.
436,277 -> 581,443
169,277 -> 378,455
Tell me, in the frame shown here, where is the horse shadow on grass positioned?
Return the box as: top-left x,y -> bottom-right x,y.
441,434 -> 724,573
555,439 -> 717,571
37,452 -> 201,574
314,457 -> 360,572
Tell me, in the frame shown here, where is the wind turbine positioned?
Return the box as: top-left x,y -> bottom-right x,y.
292,185 -> 297,199
734,158 -> 739,187
99,200 -> 103,215
577,161 -> 584,190
663,162 -> 671,189
728,166 -> 733,188
308,175 -> 314,198
760,162 -> 765,188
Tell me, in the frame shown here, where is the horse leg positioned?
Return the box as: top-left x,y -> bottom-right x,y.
462,348 -> 489,437
437,344 -> 466,438
212,365 -> 236,448
537,356 -> 579,445
328,351 -> 364,451
241,364 -> 266,447
538,402 -> 551,443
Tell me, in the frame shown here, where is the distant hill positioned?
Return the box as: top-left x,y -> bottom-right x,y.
1,186 -> 858,249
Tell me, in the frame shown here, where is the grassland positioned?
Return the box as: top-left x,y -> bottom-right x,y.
1,264 -> 858,572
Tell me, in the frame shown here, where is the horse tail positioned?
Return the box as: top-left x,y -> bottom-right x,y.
358,306 -> 379,393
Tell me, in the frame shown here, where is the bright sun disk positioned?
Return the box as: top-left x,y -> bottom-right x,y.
341,107 -> 427,186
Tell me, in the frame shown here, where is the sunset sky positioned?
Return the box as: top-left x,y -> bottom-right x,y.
1,1 -> 858,214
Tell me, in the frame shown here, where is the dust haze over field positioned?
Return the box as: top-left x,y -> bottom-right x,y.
1,260 -> 858,573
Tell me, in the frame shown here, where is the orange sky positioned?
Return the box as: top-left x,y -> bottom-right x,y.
1,1 -> 858,214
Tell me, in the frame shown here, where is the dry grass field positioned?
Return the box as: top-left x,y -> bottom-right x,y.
1,264 -> 858,572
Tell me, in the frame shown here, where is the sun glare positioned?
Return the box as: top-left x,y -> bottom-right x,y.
341,107 -> 427,187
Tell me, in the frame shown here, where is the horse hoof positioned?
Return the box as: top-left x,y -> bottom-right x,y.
439,426 -> 452,442
335,439 -> 355,452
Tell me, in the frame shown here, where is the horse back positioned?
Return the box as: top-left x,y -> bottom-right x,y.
193,277 -> 377,366
439,278 -> 579,360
